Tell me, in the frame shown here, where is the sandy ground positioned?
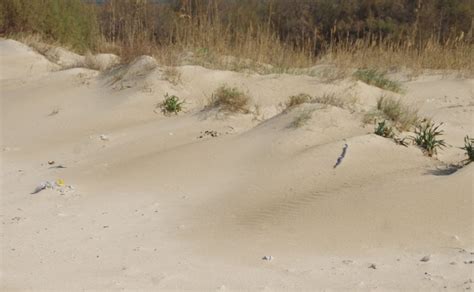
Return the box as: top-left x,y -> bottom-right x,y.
1,39 -> 473,291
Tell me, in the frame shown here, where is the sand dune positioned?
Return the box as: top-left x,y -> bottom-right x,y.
1,39 -> 473,290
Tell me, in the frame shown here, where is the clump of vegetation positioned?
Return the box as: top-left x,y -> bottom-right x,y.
1,0 -> 99,53
291,109 -> 314,128
354,69 -> 402,92
414,121 -> 446,156
311,93 -> 347,108
364,95 -> 419,131
160,93 -> 185,115
374,120 -> 394,138
286,93 -> 311,109
461,135 -> 474,163
209,85 -> 250,113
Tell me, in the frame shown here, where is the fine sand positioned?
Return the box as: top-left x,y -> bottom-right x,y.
1,39 -> 473,291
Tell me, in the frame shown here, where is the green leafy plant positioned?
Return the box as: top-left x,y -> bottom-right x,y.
374,120 -> 394,138
209,85 -> 250,113
354,69 -> 402,92
413,121 -> 446,156
160,93 -> 185,115
461,135 -> 474,163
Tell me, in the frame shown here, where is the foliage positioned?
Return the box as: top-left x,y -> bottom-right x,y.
210,85 -> 250,113
1,0 -> 472,72
374,120 -> 394,138
461,135 -> 474,163
414,121 -> 446,156
160,93 -> 185,115
353,69 -> 402,92
0,0 -> 99,53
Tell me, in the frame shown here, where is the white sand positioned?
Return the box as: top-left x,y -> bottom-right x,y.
1,39 -> 473,291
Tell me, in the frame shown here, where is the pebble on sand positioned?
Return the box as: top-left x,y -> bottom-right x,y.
420,255 -> 431,262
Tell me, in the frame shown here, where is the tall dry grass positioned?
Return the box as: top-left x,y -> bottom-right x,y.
2,0 -> 472,75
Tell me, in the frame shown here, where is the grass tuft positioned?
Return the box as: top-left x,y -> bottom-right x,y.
364,95 -> 418,131
413,121 -> 446,156
286,93 -> 311,109
461,135 -> 474,163
160,93 -> 185,115
311,93 -> 347,109
354,69 -> 402,92
209,85 -> 250,113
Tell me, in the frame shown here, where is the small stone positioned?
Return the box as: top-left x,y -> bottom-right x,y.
100,135 -> 109,141
420,255 -> 431,262
368,264 -> 377,269
464,260 -> 474,264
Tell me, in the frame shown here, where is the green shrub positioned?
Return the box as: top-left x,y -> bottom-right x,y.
374,120 -> 394,138
160,93 -> 185,115
354,69 -> 402,92
461,135 -> 474,163
209,85 -> 250,113
414,121 -> 446,156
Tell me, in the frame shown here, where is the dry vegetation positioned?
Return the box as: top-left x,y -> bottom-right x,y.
286,94 -> 312,109
1,0 -> 472,75
364,95 -> 419,131
208,85 -> 251,113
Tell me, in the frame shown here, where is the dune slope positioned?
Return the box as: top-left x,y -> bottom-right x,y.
1,39 -> 473,291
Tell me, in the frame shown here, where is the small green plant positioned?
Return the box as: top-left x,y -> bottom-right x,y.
461,135 -> 474,163
413,121 -> 446,156
290,109 -> 314,128
374,120 -> 394,138
160,93 -> 185,115
209,85 -> 250,113
354,69 -> 402,92
286,93 -> 311,109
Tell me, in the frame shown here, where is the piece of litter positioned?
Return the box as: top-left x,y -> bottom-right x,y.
100,135 -> 109,141
262,256 -> 273,261
420,255 -> 431,262
31,181 -> 54,194
56,179 -> 65,187
334,143 -> 348,168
